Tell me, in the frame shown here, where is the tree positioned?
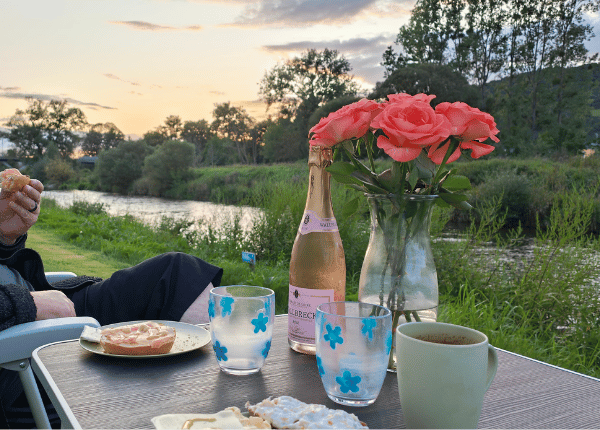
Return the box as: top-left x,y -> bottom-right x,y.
142,140 -> 195,196
211,102 -> 255,164
96,140 -> 150,194
156,115 -> 184,140
371,63 -> 479,107
81,122 -> 125,156
204,136 -> 235,166
382,0 -> 467,74
259,48 -> 359,120
141,130 -> 167,147
261,118 -> 304,163
549,0 -> 599,128
259,48 -> 360,160
247,118 -> 272,164
181,119 -> 213,165
462,0 -> 508,108
142,115 -> 184,147
6,98 -> 87,158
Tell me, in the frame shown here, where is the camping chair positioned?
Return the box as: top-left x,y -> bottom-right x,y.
0,272 -> 100,429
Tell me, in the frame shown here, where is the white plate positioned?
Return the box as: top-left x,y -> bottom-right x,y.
79,320 -> 211,358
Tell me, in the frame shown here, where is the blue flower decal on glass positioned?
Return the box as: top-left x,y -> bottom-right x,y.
361,318 -> 377,340
386,331 -> 393,355
264,298 -> 272,316
213,340 -> 228,361
261,340 -> 271,359
220,297 -> 234,317
336,370 -> 361,393
323,323 -> 344,349
252,312 -> 269,333
316,355 -> 325,376
208,299 -> 215,320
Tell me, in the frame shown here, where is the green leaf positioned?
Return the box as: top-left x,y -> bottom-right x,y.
438,192 -> 472,210
414,152 -> 436,179
442,175 -> 472,191
330,172 -> 363,186
341,196 -> 360,218
376,169 -> 395,193
407,169 -> 419,192
326,162 -> 357,176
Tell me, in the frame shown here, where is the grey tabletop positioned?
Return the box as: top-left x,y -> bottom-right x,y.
32,315 -> 600,429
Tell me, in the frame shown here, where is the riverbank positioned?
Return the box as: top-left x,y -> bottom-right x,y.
37,196 -> 600,378
67,155 -> 600,234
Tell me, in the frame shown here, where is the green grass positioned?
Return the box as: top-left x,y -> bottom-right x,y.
27,226 -> 130,278
36,176 -> 600,379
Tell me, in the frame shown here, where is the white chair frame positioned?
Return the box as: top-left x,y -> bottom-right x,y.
0,272 -> 100,429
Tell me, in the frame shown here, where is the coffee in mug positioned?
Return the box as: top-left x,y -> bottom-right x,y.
414,334 -> 478,345
396,322 -> 498,429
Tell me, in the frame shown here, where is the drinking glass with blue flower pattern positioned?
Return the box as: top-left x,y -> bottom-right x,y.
209,285 -> 275,375
316,301 -> 392,406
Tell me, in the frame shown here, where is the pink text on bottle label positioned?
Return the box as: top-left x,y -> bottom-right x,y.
288,285 -> 334,344
299,210 -> 338,235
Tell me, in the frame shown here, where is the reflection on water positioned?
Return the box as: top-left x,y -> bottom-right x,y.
43,190 -> 263,233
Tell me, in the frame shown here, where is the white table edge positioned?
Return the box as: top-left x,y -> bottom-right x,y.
496,347 -> 600,382
32,340 -> 83,429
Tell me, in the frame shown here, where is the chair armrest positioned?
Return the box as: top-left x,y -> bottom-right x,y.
0,317 -> 100,363
45,272 -> 77,283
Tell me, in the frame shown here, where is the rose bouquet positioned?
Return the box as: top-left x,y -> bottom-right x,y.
308,93 -> 499,214
309,93 -> 499,370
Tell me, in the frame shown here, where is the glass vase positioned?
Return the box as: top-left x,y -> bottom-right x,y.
358,194 -> 438,372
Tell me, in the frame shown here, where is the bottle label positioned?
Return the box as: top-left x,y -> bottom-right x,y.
288,285 -> 334,344
299,210 -> 338,235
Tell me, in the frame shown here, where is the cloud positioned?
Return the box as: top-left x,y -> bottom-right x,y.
0,87 -> 20,92
109,20 -> 202,31
104,73 -> 142,87
224,0 -> 379,28
218,0 -> 412,28
0,91 -> 116,110
262,35 -> 392,86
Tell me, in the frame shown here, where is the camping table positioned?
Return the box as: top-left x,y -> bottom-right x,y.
32,315 -> 600,429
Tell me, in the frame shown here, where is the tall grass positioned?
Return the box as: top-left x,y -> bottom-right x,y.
39,173 -> 600,378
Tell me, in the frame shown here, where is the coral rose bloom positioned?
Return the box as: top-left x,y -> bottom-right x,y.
309,99 -> 383,147
430,102 -> 499,164
387,93 -> 437,105
371,99 -> 451,162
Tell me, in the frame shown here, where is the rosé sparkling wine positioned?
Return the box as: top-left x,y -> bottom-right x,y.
288,145 -> 346,355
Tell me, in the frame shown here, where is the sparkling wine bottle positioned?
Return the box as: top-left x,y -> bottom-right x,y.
288,145 -> 346,355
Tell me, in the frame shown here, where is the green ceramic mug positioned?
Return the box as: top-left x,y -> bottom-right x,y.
396,322 -> 498,429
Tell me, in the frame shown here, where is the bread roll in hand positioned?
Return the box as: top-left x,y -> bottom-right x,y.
0,168 -> 31,192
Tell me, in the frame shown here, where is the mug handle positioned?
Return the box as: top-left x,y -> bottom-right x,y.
486,344 -> 499,391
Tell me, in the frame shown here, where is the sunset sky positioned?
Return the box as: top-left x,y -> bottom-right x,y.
2,0 -> 600,138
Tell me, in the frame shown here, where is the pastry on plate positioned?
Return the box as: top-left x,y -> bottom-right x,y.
100,321 -> 176,355
245,396 -> 368,429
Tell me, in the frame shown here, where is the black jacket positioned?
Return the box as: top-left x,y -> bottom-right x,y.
0,234 -> 101,331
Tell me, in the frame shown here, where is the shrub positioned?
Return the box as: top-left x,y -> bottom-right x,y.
45,158 -> 76,186
142,140 -> 195,196
97,140 -> 150,194
70,201 -> 106,216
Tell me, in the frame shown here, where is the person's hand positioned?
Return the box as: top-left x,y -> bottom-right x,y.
0,179 -> 43,245
31,290 -> 77,320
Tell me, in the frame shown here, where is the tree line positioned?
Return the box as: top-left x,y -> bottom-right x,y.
1,0 -> 599,194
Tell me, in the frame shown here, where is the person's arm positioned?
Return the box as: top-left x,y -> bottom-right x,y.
0,283 -> 37,331
0,285 -> 77,331
0,233 -> 27,260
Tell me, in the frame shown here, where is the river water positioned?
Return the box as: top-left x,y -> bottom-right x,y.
43,190 -> 263,233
